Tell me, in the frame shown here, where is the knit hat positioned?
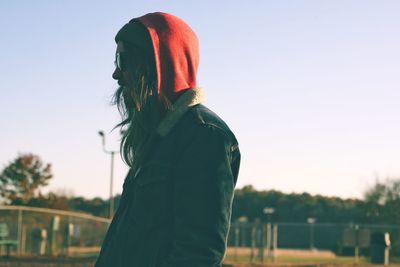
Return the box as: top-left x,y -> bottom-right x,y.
115,12 -> 199,100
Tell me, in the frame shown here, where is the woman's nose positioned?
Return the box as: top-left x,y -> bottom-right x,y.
112,67 -> 121,80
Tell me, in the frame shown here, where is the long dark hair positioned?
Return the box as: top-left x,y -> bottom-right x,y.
112,42 -> 172,170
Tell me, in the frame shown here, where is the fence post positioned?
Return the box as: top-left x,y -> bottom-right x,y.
266,223 -> 272,259
17,208 -> 23,255
66,216 -> 71,256
258,224 -> 264,262
250,223 -> 256,262
354,224 -> 359,264
234,224 -> 239,262
272,223 -> 278,261
21,225 -> 27,255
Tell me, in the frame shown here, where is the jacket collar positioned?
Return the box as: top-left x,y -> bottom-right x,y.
157,87 -> 205,137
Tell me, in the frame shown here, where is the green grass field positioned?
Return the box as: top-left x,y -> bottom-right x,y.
2,247 -> 400,267
223,248 -> 400,266
225,254 -> 368,264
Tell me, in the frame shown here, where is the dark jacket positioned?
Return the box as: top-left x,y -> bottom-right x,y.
95,103 -> 240,267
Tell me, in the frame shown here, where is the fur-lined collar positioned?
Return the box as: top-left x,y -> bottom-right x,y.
157,87 -> 206,137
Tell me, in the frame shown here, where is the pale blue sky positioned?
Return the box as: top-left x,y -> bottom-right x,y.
1,1 -> 399,199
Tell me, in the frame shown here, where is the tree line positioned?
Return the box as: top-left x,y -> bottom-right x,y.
1,153 -> 398,224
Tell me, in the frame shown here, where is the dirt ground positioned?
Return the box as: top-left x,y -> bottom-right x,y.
0,253 -> 398,267
0,256 -> 96,267
0,257 -> 238,267
0,257 -> 397,267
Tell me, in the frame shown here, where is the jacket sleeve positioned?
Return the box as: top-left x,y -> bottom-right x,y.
161,124 -> 240,267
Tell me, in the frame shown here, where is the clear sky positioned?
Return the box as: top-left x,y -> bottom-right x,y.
1,1 -> 399,200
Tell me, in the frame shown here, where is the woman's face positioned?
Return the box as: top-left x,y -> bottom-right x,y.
112,41 -> 126,84
113,41 -> 142,111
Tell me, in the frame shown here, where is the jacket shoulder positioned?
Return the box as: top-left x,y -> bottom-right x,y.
184,104 -> 232,134
164,104 -> 240,158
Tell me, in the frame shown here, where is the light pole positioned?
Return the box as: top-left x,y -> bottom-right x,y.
98,131 -> 118,219
263,207 -> 275,223
307,217 -> 316,250
262,207 -> 275,261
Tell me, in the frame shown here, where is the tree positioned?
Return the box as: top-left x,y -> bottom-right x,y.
364,178 -> 400,223
232,185 -> 365,223
0,153 -> 52,204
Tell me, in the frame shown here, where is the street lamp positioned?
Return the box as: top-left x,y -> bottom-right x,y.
98,130 -> 119,219
262,207 -> 275,261
307,217 -> 316,250
263,207 -> 275,223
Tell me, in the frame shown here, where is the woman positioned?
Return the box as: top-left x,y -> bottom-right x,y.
95,12 -> 241,267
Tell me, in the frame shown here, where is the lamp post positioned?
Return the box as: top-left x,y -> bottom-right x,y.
307,217 -> 316,250
262,207 -> 275,261
98,131 -> 118,219
263,207 -> 275,223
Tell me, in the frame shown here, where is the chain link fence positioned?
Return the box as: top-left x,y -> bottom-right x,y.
0,206 -> 110,257
226,221 -> 400,263
1,205 -> 399,264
